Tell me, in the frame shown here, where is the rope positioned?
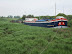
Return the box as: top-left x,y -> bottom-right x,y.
40,41 -> 52,54
40,43 -> 48,54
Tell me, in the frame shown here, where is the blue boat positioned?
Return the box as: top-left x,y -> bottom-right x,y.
24,16 -> 68,28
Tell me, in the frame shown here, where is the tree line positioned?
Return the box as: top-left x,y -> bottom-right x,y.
0,13 -> 72,21
0,15 -> 21,18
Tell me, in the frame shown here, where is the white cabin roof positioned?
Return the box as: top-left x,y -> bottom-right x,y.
56,16 -> 65,19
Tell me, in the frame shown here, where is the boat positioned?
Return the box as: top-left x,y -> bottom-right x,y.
24,16 -> 68,28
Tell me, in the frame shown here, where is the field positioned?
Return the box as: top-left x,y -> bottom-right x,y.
0,18 -> 72,54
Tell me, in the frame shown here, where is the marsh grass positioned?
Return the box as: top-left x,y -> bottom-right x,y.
0,18 -> 72,54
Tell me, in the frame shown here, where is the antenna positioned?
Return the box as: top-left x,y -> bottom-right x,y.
63,7 -> 64,13
55,3 -> 56,18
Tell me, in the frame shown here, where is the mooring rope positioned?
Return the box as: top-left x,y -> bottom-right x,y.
40,46 -> 48,54
40,43 -> 49,54
40,41 -> 52,54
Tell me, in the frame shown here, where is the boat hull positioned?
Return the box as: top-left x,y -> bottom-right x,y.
24,21 -> 67,28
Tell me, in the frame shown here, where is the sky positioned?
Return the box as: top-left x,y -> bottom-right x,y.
0,0 -> 72,16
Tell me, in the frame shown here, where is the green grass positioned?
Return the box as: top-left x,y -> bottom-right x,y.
0,18 -> 72,54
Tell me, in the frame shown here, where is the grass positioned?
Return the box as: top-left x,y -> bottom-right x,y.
0,18 -> 72,54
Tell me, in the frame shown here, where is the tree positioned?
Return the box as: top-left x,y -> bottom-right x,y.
66,15 -> 72,21
27,15 -> 34,18
14,16 -> 20,18
7,15 -> 13,18
22,15 -> 26,20
57,13 -> 66,17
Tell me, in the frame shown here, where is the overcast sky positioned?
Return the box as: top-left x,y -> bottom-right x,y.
0,0 -> 72,16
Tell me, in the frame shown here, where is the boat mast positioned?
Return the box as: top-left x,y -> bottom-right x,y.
63,7 -> 64,14
55,3 -> 56,18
